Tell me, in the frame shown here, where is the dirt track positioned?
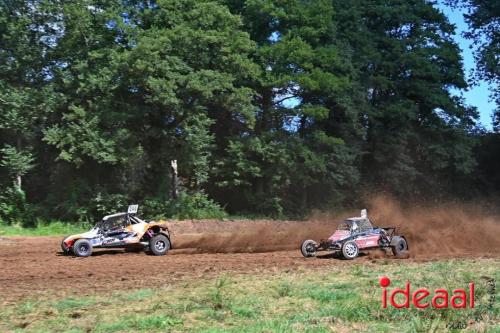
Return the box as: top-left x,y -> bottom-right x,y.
1,198 -> 499,302
0,236 -> 498,303
0,236 -> 355,302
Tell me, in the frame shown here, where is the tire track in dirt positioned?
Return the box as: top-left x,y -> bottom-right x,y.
0,197 -> 498,301
0,237 -> 356,302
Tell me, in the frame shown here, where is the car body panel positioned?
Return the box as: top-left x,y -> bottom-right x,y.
328,230 -> 350,242
353,232 -> 381,249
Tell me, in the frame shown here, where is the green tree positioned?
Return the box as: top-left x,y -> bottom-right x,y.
0,145 -> 35,188
216,0 -> 360,215
0,0 -> 493,221
332,0 -> 478,197
36,0 -> 258,218
0,0 -> 61,193
457,0 -> 499,130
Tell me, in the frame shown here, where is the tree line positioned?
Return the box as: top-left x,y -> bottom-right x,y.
1,0 -> 499,224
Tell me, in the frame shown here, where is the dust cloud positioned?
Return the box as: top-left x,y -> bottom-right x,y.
165,196 -> 500,257
367,196 -> 500,257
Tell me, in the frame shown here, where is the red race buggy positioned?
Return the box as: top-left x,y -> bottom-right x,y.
301,210 -> 408,260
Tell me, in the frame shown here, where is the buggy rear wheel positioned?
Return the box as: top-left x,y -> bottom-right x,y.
391,237 -> 408,256
341,241 -> 359,260
301,240 -> 317,258
149,234 -> 170,256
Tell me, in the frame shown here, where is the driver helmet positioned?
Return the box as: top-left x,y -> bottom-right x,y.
352,222 -> 358,231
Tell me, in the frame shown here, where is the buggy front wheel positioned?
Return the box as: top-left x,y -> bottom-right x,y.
301,240 -> 317,258
72,239 -> 92,257
341,241 -> 359,260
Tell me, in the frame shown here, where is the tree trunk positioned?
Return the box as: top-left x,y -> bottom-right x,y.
15,174 -> 22,189
257,88 -> 273,134
16,135 -> 22,190
171,160 -> 179,199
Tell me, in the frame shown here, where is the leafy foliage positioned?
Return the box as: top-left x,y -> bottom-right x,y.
142,192 -> 227,220
0,0 -> 497,221
0,186 -> 35,227
0,145 -> 35,179
447,0 -> 499,130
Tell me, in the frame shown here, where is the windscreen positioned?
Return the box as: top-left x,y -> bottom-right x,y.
98,216 -> 127,231
336,222 -> 351,231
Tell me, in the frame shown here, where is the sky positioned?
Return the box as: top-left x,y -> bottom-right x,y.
437,3 -> 496,130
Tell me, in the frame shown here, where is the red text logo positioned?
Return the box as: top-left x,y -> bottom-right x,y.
380,276 -> 474,309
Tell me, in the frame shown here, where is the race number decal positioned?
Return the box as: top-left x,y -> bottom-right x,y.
127,204 -> 138,214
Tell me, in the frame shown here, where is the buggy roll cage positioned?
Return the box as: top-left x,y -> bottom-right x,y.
98,204 -> 144,230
